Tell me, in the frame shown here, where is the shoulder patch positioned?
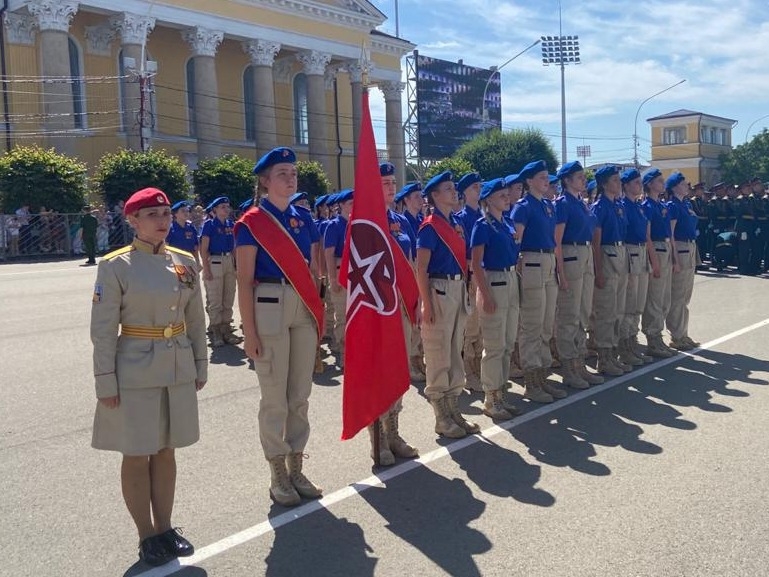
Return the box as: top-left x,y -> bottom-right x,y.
103,245 -> 132,260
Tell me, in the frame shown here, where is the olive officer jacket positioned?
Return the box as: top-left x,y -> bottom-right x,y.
91,239 -> 208,398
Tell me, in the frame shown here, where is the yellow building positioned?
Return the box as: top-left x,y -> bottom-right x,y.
647,109 -> 736,186
0,0 -> 413,187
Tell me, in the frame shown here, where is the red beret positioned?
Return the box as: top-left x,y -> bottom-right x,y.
124,187 -> 170,215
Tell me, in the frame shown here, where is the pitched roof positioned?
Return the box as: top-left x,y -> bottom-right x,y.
647,109 -> 737,123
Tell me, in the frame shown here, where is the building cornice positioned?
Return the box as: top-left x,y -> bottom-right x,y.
370,33 -> 414,58
233,0 -> 385,31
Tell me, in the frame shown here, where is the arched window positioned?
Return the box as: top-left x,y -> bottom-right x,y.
243,65 -> 256,141
68,37 -> 85,129
186,58 -> 196,137
293,72 -> 308,145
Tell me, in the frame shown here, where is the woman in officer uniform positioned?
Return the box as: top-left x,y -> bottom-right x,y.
470,177 -> 521,419
200,197 -> 240,347
166,200 -> 200,265
553,161 -> 603,389
665,172 -> 700,351
416,171 -> 480,439
90,187 -> 207,567
511,160 -> 564,403
235,147 -> 323,508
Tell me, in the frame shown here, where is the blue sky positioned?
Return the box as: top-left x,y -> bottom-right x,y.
367,0 -> 769,168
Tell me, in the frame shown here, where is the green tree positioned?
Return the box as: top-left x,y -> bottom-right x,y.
296,160 -> 331,202
424,157 -> 475,180
454,128 -> 558,179
93,148 -> 190,208
0,145 -> 87,213
193,154 -> 256,208
719,129 -> 769,184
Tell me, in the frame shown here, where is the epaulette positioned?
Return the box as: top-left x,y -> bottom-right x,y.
167,245 -> 195,260
103,245 -> 132,260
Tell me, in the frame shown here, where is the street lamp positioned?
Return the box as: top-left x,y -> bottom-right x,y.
481,39 -> 542,129
541,1 -> 579,165
745,113 -> 769,143
633,78 -> 687,168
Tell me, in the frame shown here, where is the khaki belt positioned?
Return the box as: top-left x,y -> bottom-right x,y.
121,323 -> 185,339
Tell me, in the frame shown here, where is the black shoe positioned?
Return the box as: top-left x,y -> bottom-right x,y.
158,527 -> 195,558
139,535 -> 173,567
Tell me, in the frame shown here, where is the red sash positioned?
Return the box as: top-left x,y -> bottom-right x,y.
420,214 -> 468,276
235,207 -> 324,339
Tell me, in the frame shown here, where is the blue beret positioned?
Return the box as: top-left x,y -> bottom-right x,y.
379,162 -> 395,177
665,171 -> 686,190
479,178 -> 506,201
423,171 -> 453,197
548,174 -> 559,184
620,168 -> 641,184
335,188 -> 354,203
519,160 -> 548,181
586,179 -> 597,193
290,191 -> 308,205
208,196 -> 230,211
253,146 -> 296,174
325,192 -> 339,205
642,168 -> 663,186
395,182 -> 421,203
504,173 -> 523,187
457,172 -> 481,193
171,200 -> 190,212
556,160 -> 583,179
594,165 -> 620,182
238,198 -> 254,212
314,195 -> 328,209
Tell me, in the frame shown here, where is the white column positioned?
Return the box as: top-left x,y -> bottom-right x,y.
242,39 -> 281,156
297,50 -> 332,173
379,81 -> 406,185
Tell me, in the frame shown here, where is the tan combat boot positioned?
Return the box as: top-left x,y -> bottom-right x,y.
210,325 -> 224,348
597,348 -> 624,376
268,455 -> 301,507
629,335 -> 654,363
561,357 -> 589,390
549,337 -> 561,368
384,410 -> 419,459
367,423 -> 395,466
646,334 -> 675,358
539,367 -> 567,399
509,343 -> 524,378
523,369 -> 553,403
221,324 -> 244,345
446,395 -> 481,434
611,347 -> 633,373
463,355 -> 483,392
409,355 -> 426,382
483,389 -> 514,420
578,356 -> 605,385
618,338 -> 644,366
430,398 -> 466,438
286,453 -> 323,499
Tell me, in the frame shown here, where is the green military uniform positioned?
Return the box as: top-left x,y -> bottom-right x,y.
733,191 -> 755,274
90,238 -> 208,456
81,209 -> 98,264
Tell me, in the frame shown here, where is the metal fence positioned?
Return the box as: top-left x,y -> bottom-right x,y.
0,211 -> 134,262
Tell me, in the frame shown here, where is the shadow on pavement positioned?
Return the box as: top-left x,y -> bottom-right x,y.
265,506 -> 375,577
122,561 -> 208,577
360,467 -> 490,577
209,343 -> 248,367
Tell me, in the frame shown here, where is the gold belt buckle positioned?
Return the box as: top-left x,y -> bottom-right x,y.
163,325 -> 174,339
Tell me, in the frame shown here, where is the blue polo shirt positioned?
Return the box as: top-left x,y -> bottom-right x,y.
200,217 -> 235,254
403,210 -> 423,237
388,209 -> 415,260
555,192 -> 595,243
621,197 -> 648,244
668,196 -> 698,241
470,213 -> 519,269
417,208 -> 464,275
591,195 -> 626,244
166,220 -> 199,253
456,204 -> 481,259
511,194 -> 556,251
235,198 -> 319,279
323,214 -> 348,257
642,197 -> 672,241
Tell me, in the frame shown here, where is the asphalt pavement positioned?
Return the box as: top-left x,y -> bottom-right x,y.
2,260 -> 768,577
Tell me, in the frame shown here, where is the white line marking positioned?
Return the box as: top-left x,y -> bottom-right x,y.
0,265 -> 90,277
135,317 -> 769,577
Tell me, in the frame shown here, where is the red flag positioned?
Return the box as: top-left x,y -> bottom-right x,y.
338,89 -> 411,440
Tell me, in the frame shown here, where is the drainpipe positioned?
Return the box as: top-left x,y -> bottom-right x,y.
0,0 -> 11,151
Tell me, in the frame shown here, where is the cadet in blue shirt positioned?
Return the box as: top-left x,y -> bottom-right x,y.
470,178 -> 521,420
618,168 -> 655,365
511,160 -> 563,403
324,189 -> 353,368
553,161 -> 603,389
455,172 -> 484,392
665,172 -> 700,351
312,195 -> 334,343
234,146 -> 322,508
166,201 -> 200,264
416,171 -> 479,439
397,182 -> 424,235
590,165 -> 631,376
640,168 -> 676,358
200,197 -> 241,347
